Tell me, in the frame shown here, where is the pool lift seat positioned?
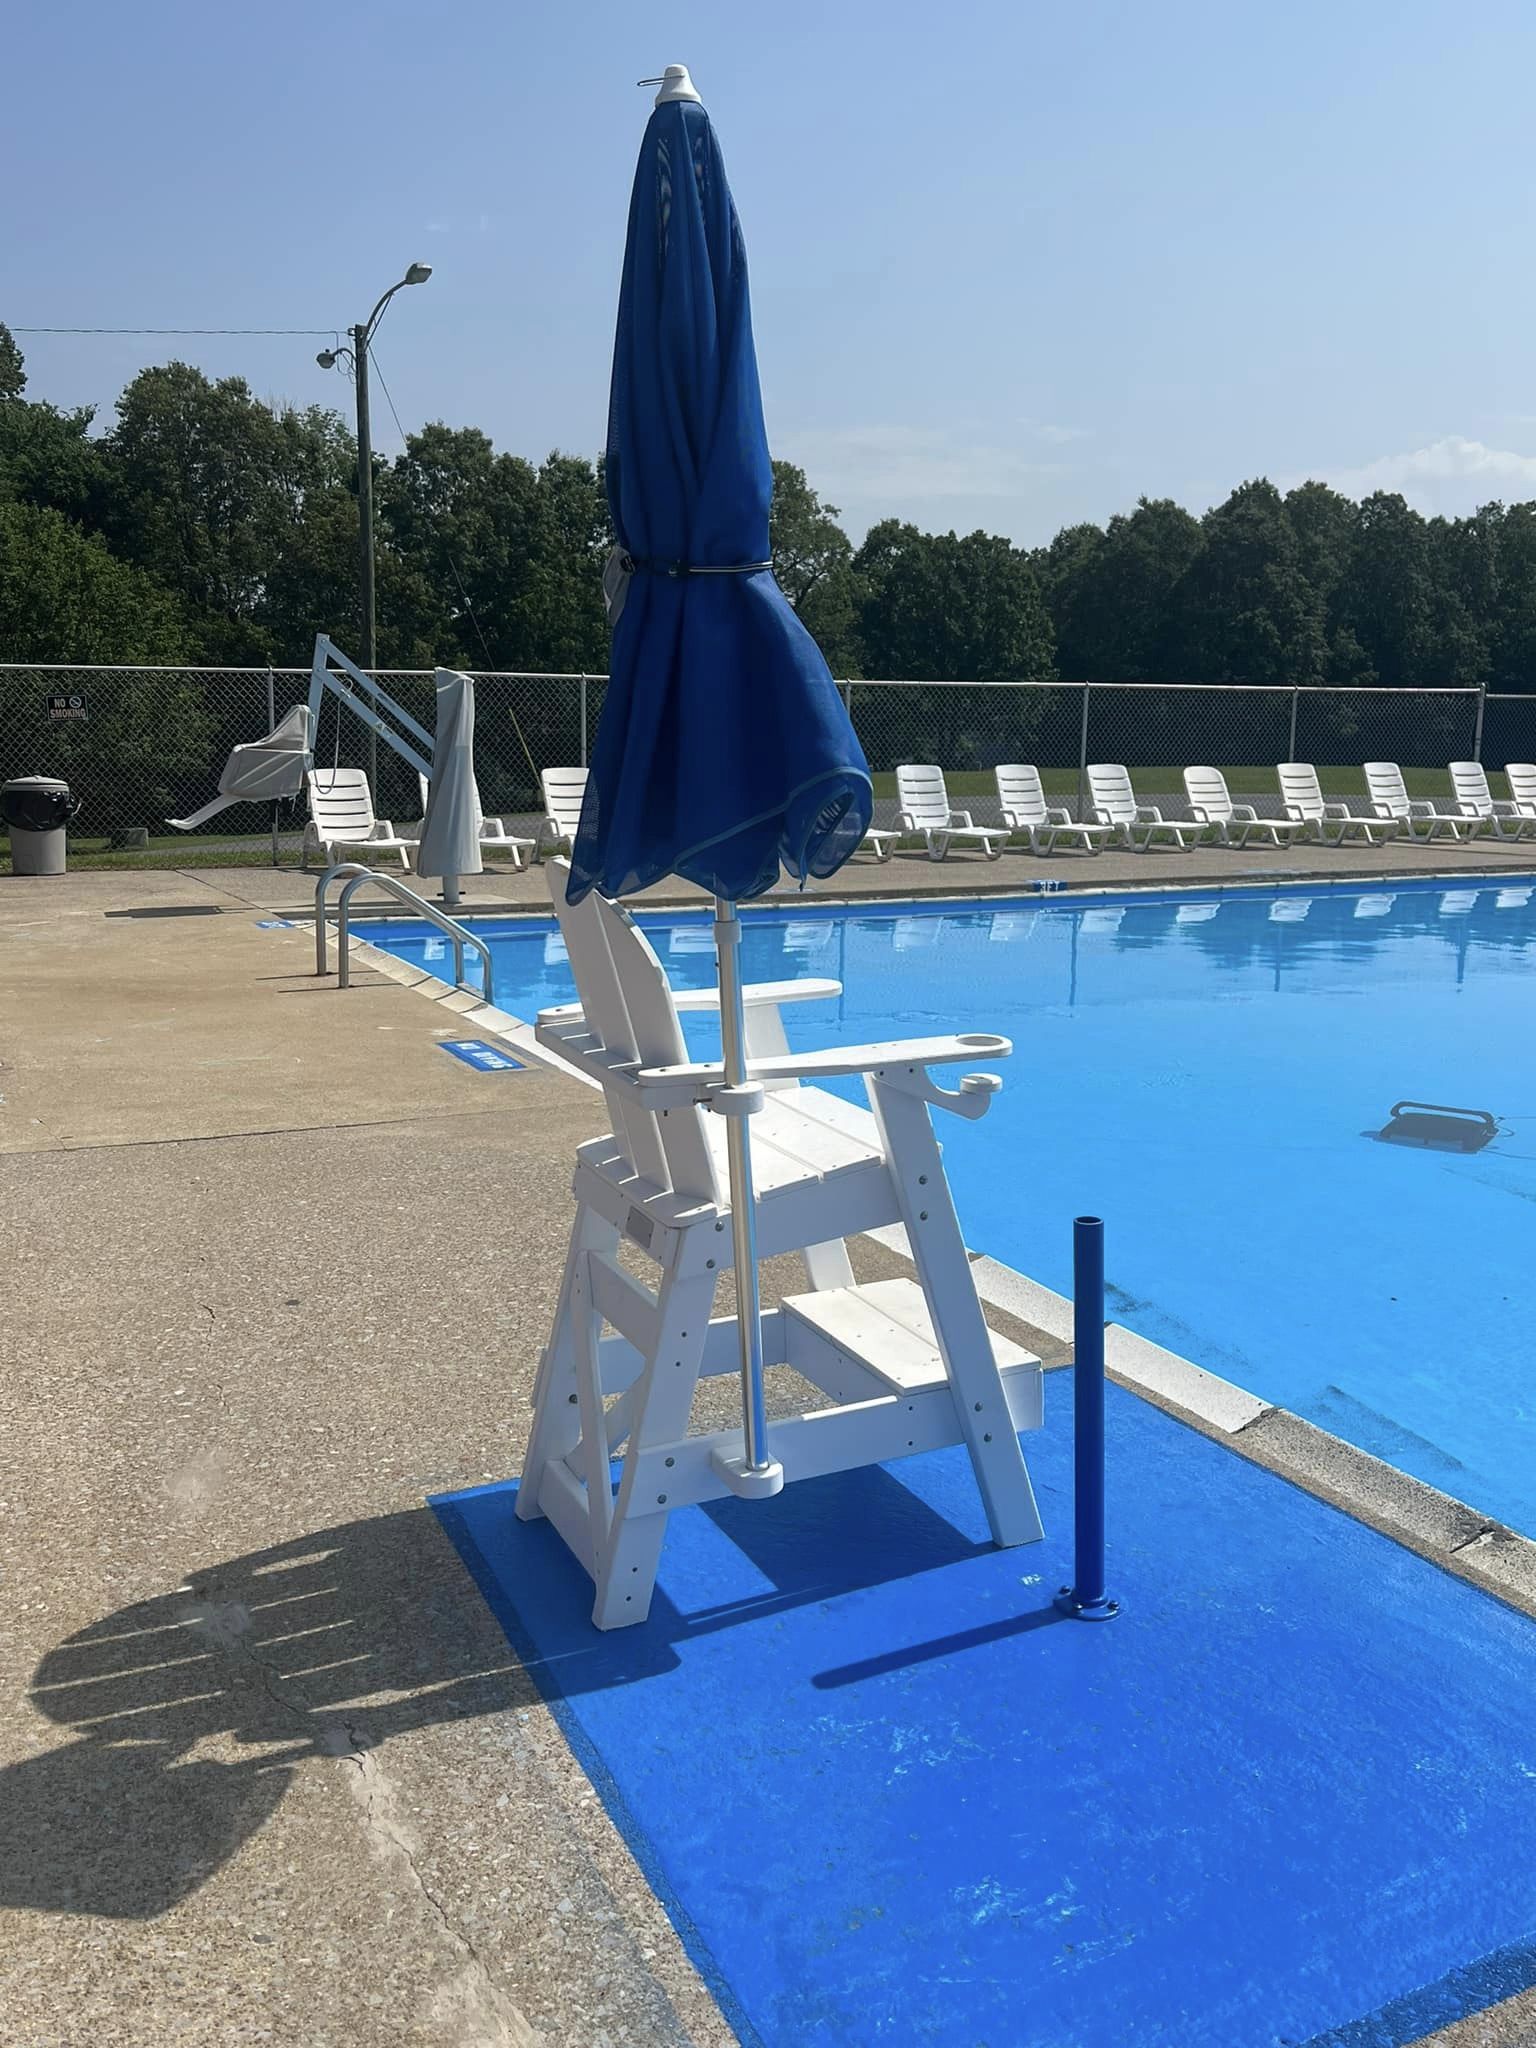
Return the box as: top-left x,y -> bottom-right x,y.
519,861 -> 1045,1630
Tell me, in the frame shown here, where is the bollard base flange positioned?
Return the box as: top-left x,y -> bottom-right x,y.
1055,1585 -> 1120,1621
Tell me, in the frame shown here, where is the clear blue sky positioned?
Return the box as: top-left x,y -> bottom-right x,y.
8,0 -> 1536,546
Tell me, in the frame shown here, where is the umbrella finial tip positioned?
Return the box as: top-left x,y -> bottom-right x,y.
648,63 -> 701,107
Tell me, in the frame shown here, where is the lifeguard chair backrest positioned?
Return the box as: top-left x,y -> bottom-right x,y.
995,764 -> 1047,825
545,864 -> 718,1205
1277,763 -> 1324,819
546,864 -> 672,1193
586,890 -> 718,1204
895,764 -> 952,827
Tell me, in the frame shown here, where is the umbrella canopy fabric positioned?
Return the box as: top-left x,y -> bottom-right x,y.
568,90 -> 872,905
414,669 -> 485,880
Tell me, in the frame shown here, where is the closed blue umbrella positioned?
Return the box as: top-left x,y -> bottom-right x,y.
572,64 -> 873,1484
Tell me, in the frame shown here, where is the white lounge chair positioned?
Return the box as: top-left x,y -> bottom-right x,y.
414,773 -> 534,867
1183,767 -> 1306,848
302,768 -> 415,870
537,767 -> 589,860
1086,764 -> 1207,849
993,764 -> 1111,854
1448,762 -> 1536,841
1363,763 -> 1468,841
1276,763 -> 1401,844
895,765 -> 1007,860
1507,764 -> 1536,822
519,860 -> 1045,1630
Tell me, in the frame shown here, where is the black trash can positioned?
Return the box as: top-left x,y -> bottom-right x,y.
1,777 -> 76,876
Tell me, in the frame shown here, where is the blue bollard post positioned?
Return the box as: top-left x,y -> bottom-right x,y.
1055,1216 -> 1119,1621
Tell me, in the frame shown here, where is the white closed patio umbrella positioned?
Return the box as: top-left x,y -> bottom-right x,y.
414,669 -> 485,907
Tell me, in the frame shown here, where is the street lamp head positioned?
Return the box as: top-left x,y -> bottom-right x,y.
315,348 -> 338,370
404,262 -> 432,286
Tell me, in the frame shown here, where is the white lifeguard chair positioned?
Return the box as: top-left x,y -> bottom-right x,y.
517,864 -> 1045,1630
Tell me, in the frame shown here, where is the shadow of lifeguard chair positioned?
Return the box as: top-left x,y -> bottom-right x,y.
517,864 -> 1045,1630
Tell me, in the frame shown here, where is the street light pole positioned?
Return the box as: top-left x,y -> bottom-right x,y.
352,319 -> 378,790
316,263 -> 432,795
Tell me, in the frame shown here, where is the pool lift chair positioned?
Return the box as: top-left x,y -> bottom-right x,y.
519,861 -> 1046,1630
169,635 -> 513,880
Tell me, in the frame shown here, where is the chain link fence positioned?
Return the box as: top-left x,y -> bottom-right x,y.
3,662 -> 1535,852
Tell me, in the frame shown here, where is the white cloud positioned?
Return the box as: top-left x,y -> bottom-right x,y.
777,424 -> 1072,506
1020,420 -> 1093,446
1288,435 -> 1536,513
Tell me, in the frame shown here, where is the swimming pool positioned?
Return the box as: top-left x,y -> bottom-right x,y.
372,878 -> 1536,1534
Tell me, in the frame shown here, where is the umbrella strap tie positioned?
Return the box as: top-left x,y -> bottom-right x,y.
623,553 -> 771,577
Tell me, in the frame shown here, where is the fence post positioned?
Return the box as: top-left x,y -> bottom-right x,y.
1076,683 -> 1091,821
1473,683 -> 1486,764
1288,687 -> 1300,764
579,676 -> 589,767
266,664 -> 279,867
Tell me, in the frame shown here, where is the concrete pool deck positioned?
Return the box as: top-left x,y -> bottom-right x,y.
4,864 -> 1536,2046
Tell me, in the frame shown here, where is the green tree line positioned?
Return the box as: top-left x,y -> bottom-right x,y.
8,322 -> 1536,692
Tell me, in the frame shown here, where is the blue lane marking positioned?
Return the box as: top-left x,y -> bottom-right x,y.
437,1038 -> 523,1073
433,1375 -> 1536,2048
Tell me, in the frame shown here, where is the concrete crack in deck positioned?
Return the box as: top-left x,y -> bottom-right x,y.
331,1733 -> 543,2048
179,1594 -> 546,2048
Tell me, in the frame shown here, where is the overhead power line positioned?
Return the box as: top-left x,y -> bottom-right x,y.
13,325 -> 338,337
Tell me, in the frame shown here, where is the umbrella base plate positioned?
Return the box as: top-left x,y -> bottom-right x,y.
710,1445 -> 786,1500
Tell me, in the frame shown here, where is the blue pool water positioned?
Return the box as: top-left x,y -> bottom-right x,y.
376,878 -> 1536,1533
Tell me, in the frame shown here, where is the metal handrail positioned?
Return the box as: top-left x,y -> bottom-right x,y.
312,860 -> 494,1003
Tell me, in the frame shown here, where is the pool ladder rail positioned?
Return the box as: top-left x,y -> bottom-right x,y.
312,861 -> 495,1004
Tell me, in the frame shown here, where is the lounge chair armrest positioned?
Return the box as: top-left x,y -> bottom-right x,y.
1185,804 -> 1214,823
670,977 -> 842,1012
1322,802 -> 1349,817
631,1031 -> 1012,1108
1230,804 -> 1259,822
896,809 -> 918,831
1408,800 -> 1435,817
1046,806 -> 1073,824
997,808 -> 1019,828
366,819 -> 398,840
1134,804 -> 1166,823
1492,800 -> 1519,816
947,809 -> 975,828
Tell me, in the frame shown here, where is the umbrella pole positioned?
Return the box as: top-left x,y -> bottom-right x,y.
714,897 -> 776,1480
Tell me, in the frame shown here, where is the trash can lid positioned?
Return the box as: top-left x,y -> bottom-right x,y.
2,775 -> 70,795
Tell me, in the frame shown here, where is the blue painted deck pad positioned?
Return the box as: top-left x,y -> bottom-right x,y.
435,1379 -> 1536,2048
